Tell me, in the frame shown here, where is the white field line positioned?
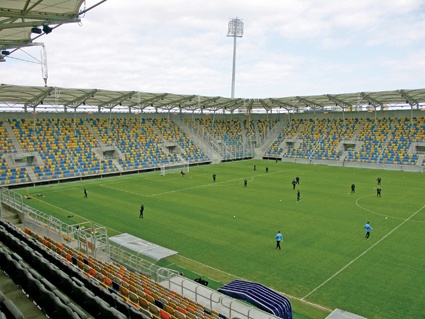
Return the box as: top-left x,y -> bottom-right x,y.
302,204 -> 425,300
28,169 -> 332,312
29,197 -> 123,234
176,256 -> 333,313
355,194 -> 425,224
99,170 -> 284,197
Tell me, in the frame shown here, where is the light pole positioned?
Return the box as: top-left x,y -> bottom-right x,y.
227,18 -> 244,99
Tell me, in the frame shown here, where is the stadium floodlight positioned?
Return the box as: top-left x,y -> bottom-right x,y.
227,17 -> 244,99
31,27 -> 42,34
42,25 -> 53,34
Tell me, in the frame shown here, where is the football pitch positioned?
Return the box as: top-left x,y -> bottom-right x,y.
19,160 -> 425,319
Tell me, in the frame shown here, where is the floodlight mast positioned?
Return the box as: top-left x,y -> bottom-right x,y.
227,18 -> 244,99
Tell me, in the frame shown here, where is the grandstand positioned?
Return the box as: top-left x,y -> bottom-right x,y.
1,109 -> 425,319
1,110 -> 424,188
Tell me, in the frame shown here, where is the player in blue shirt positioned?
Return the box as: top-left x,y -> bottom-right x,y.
275,231 -> 283,249
364,222 -> 372,239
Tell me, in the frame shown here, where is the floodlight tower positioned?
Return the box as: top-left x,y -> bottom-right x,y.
227,17 -> 244,99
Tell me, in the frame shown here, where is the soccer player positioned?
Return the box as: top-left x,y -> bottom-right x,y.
212,173 -> 216,182
364,222 -> 372,239
244,179 -> 248,187
296,176 -> 300,184
292,179 -> 297,190
266,167 -> 269,173
377,177 -> 381,185
275,231 -> 283,250
297,190 -> 301,202
253,165 -> 256,171
139,204 -> 144,218
351,184 -> 355,193
84,187 -> 87,198
377,186 -> 381,197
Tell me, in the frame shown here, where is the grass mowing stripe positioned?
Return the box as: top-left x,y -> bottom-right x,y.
30,191 -> 125,235
18,160 -> 425,319
356,195 -> 425,223
178,255 -> 333,313
302,204 -> 425,300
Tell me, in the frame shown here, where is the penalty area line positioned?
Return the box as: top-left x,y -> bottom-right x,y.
302,204 -> 425,300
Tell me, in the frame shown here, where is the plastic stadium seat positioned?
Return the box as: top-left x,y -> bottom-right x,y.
0,299 -> 24,319
160,309 -> 172,319
52,296 -> 80,319
67,302 -> 88,319
69,281 -> 89,306
174,310 -> 186,319
101,288 -> 117,307
13,262 -> 29,291
82,289 -> 101,317
129,306 -> 148,319
55,269 -> 74,293
163,304 -> 174,315
37,281 -> 56,313
113,295 -> 130,317
149,303 -> 160,316
52,288 -> 70,306
138,297 -> 149,310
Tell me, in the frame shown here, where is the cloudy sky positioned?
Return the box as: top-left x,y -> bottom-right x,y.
3,0 -> 425,99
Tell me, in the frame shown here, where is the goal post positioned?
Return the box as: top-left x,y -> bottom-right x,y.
160,162 -> 190,176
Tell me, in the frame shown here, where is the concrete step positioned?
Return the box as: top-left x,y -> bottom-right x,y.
0,210 -> 21,225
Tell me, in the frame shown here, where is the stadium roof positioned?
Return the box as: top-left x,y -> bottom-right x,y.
1,2 -> 424,114
0,84 -> 424,114
0,0 -> 103,55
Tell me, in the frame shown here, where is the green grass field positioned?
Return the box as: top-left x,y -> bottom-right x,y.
19,160 -> 425,319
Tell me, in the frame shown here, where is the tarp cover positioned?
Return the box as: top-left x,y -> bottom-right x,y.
218,280 -> 292,319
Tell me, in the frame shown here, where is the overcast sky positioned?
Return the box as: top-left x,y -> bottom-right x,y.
2,0 -> 425,99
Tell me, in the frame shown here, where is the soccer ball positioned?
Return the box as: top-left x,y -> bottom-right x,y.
233,216 -> 236,218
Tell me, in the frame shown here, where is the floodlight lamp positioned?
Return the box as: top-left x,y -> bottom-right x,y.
227,18 -> 244,38
43,25 -> 53,34
31,27 -> 42,34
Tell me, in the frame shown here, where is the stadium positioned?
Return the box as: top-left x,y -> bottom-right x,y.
0,2 -> 424,319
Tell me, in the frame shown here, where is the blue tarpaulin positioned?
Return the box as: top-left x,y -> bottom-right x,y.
218,280 -> 292,319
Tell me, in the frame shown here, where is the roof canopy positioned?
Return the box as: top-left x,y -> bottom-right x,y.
0,0 -> 99,54
1,2 -> 424,114
0,83 -> 424,114
109,233 -> 178,263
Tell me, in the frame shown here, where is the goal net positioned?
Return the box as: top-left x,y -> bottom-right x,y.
160,162 -> 189,176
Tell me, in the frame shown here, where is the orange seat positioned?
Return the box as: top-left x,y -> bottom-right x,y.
160,309 -> 171,319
